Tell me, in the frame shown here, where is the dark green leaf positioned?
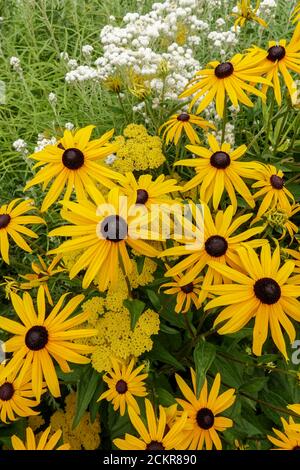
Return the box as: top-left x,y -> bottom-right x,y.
124,298 -> 145,330
193,340 -> 216,398
73,365 -> 102,429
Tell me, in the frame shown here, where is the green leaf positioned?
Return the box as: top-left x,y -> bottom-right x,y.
146,289 -> 161,311
124,298 -> 145,330
193,340 -> 216,398
89,375 -> 105,423
148,338 -> 185,371
156,388 -> 176,406
240,377 -> 269,394
136,256 -> 145,275
73,365 -> 102,429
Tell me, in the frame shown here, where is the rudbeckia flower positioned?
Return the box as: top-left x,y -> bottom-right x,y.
98,357 -> 148,416
159,112 -> 215,145
268,417 -> 300,450
113,398 -> 188,450
20,255 -> 65,305
232,0 -> 268,30
11,426 -> 70,450
24,125 -> 122,211
0,287 -> 97,400
248,23 -> 300,105
0,199 -> 44,264
179,53 -> 270,117
205,245 -> 300,359
252,164 -> 294,222
0,364 -> 44,423
176,134 -> 262,212
175,370 -> 236,450
118,172 -> 181,209
160,272 -> 204,313
162,204 -> 265,295
48,186 -> 160,290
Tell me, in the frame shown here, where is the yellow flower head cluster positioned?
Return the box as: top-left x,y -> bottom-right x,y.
81,296 -> 105,326
62,249 -> 83,271
50,392 -> 101,450
112,124 -> 165,173
89,307 -> 160,372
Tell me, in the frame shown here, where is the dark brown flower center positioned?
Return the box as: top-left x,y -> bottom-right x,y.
100,215 -> 128,242
0,214 -> 11,229
214,62 -> 234,79
293,446 -> 300,450
146,441 -> 165,450
205,235 -> 228,257
270,175 -> 284,190
115,379 -> 128,394
196,408 -> 215,429
181,282 -> 194,294
136,189 -> 149,205
0,382 -> 14,401
177,112 -> 190,122
267,46 -> 286,62
210,151 -> 231,169
62,148 -> 84,170
254,277 -> 281,304
25,326 -> 49,351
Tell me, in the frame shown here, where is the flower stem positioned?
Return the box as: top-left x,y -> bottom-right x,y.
221,96 -> 228,143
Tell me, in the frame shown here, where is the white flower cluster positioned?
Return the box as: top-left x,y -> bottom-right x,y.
65,0 -> 210,101
12,138 -> 28,154
10,56 -> 22,72
214,122 -> 236,146
48,92 -> 57,105
257,0 -> 277,17
207,27 -> 239,57
34,133 -> 57,153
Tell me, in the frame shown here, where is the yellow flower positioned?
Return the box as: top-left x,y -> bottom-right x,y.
51,392 -> 101,450
0,287 -> 96,400
268,417 -> 300,450
0,277 -> 19,299
159,112 -> 215,145
48,186 -> 160,291
262,204 -> 300,240
205,244 -> 300,359
11,426 -> 70,450
119,172 -> 180,209
179,53 -> 270,117
20,255 -> 64,305
25,125 -> 122,211
104,75 -> 123,93
162,204 -> 265,298
98,357 -> 148,416
288,404 -> 300,415
0,364 -> 43,423
292,2 -> 300,23
176,370 -> 236,450
0,199 -> 44,264
176,134 -> 262,212
232,0 -> 268,30
248,23 -> 300,105
112,124 -> 165,173
252,164 -> 294,222
161,272 -> 204,313
113,398 -> 188,450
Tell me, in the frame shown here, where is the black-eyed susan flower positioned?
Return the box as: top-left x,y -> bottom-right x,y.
252,164 -> 294,222
0,199 -> 44,264
263,204 -> 300,240
292,2 -> 300,23
162,204 -> 265,296
248,23 -> 300,105
0,364 -> 43,423
205,244 -> 300,359
0,287 -> 97,400
176,135 -> 262,212
159,112 -> 215,145
176,370 -> 236,450
118,172 -> 180,209
113,398 -> 188,450
20,255 -> 65,305
160,272 -> 204,313
48,186 -> 160,291
268,417 -> 300,450
288,404 -> 300,416
11,426 -> 70,450
24,125 -> 122,212
179,53 -> 270,117
98,357 -> 148,416
232,0 -> 268,30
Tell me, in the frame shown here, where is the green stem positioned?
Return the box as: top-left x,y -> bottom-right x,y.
117,91 -> 129,123
264,90 -> 275,153
221,97 -> 228,143
288,112 -> 300,152
184,314 -> 196,339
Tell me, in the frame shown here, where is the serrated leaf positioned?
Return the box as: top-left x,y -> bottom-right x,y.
193,340 -> 216,398
124,298 -> 145,330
